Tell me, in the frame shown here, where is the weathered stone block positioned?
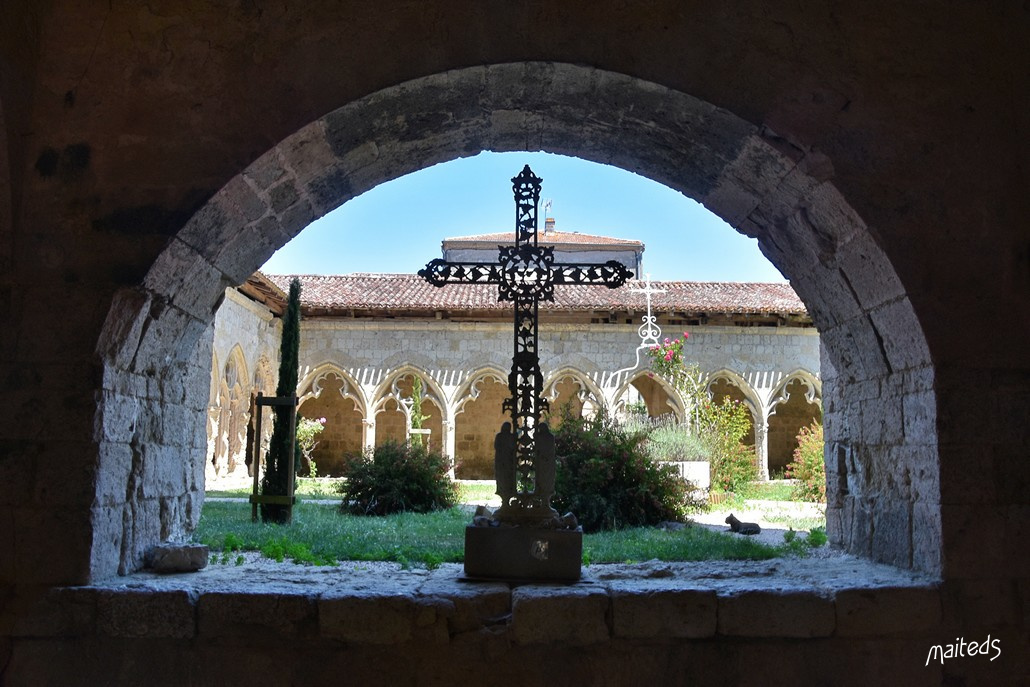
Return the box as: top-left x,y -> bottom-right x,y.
835,586 -> 941,636
903,390 -> 937,445
718,590 -> 835,638
198,591 -> 317,638
319,592 -> 449,644
870,298 -> 932,373
97,589 -> 195,639
610,586 -> 717,639
871,500 -> 912,569
510,585 -> 609,645
419,568 -> 511,634
145,543 -> 208,573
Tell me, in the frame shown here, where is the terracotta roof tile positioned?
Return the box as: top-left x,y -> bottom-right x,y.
265,273 -> 807,315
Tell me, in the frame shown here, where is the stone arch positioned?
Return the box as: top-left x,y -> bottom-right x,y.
767,372 -> 824,477
615,372 -> 685,422
296,363 -> 368,476
453,368 -> 509,479
370,366 -> 446,454
544,368 -> 604,425
705,368 -> 763,420
94,62 -> 937,576
706,373 -> 760,461
298,363 -> 368,417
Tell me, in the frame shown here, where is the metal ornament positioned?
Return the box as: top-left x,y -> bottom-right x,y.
419,165 -> 632,524
612,273 -> 667,379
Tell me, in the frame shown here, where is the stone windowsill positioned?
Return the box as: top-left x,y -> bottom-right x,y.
10,552 -> 941,644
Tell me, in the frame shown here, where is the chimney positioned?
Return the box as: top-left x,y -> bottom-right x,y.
544,216 -> 556,235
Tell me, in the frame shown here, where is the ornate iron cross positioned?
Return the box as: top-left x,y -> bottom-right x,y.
419,165 -> 632,520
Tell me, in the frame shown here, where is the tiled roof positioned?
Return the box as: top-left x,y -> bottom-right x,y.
264,273 -> 806,315
443,230 -> 643,248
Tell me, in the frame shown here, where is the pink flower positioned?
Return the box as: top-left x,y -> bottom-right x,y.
664,338 -> 670,344
664,351 -> 673,361
683,332 -> 690,339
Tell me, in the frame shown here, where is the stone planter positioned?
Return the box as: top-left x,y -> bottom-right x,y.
667,460 -> 711,491
407,428 -> 432,446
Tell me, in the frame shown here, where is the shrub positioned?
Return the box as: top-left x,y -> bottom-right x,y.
552,409 -> 699,532
339,440 -> 457,516
695,396 -> 758,493
711,441 -> 759,493
786,421 -> 826,502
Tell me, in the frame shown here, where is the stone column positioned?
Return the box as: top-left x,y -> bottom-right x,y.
755,412 -> 770,481
441,418 -> 456,478
362,418 -> 376,451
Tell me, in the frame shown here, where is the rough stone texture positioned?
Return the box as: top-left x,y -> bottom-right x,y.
511,585 -> 610,645
146,543 -> 209,573
610,586 -> 717,638
96,589 -> 195,639
718,589 -> 836,638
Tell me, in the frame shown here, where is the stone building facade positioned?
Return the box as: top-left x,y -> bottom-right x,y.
207,270 -> 821,482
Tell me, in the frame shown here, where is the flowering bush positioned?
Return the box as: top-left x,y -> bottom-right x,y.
786,422 -> 825,502
645,331 -> 759,493
648,332 -> 690,380
296,416 -> 326,477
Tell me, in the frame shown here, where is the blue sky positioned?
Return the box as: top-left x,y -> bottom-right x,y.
260,151 -> 786,283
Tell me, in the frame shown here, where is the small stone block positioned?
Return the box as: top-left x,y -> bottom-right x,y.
511,585 -> 610,645
835,586 -> 941,636
97,589 -> 196,639
611,588 -> 717,639
146,543 -> 209,573
464,525 -> 581,582
718,590 -> 835,638
319,592 -> 449,645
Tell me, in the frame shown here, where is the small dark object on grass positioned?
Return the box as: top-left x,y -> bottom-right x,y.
725,513 -> 761,535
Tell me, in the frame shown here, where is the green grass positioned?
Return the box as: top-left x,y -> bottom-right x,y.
455,481 -> 498,504
742,480 -> 797,501
195,501 -> 468,567
583,525 -> 781,564
194,500 -> 788,568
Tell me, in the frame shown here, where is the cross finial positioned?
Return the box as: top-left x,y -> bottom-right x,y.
629,273 -> 666,347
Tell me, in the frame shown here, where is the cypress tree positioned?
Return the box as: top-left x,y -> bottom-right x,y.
261,277 -> 302,524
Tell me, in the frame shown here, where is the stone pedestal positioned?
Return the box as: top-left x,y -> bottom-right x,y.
464,525 -> 582,582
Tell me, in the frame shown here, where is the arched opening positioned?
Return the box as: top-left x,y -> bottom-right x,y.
768,376 -> 823,478
371,369 -> 445,454
453,370 -> 509,479
94,62 -> 937,578
544,370 -> 603,426
708,376 -> 758,449
297,366 -> 366,476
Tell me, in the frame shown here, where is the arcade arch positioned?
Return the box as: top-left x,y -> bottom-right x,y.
95,62 -> 937,577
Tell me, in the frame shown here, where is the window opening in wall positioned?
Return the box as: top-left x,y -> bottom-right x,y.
198,151 -> 826,572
